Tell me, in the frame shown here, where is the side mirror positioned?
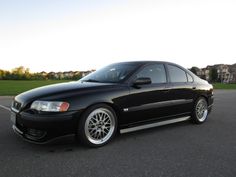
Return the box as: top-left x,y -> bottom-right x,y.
133,77 -> 152,85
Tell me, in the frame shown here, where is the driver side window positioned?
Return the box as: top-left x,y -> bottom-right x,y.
135,64 -> 167,84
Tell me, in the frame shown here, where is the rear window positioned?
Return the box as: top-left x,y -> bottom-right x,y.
135,64 -> 167,84
187,73 -> 194,82
167,64 -> 187,83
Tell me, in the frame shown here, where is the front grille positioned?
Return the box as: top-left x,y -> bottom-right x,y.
12,101 -> 22,111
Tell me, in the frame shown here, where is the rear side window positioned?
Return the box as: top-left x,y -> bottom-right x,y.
136,64 -> 167,84
187,73 -> 194,82
167,64 -> 187,83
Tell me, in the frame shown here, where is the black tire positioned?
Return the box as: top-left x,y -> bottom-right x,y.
77,104 -> 117,147
192,97 -> 208,124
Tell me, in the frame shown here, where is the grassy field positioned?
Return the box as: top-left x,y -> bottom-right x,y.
0,80 -> 236,96
212,83 -> 236,89
0,80 -> 70,96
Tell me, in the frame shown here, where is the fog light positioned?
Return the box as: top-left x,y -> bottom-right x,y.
26,128 -> 46,139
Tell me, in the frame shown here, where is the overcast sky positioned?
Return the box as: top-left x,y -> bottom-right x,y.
0,0 -> 236,72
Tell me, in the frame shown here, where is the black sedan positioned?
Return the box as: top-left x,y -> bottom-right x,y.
10,61 -> 214,147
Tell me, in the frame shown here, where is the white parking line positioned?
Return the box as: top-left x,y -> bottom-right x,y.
0,105 -> 11,111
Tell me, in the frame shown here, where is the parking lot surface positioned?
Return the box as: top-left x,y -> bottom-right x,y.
0,90 -> 236,177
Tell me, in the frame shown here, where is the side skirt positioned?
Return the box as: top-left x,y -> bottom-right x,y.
120,116 -> 191,134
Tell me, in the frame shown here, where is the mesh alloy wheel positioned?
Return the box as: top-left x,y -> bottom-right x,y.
85,108 -> 115,145
77,104 -> 117,147
196,99 -> 208,122
192,97 -> 209,124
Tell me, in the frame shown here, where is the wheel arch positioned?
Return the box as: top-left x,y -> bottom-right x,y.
198,94 -> 209,105
194,91 -> 209,105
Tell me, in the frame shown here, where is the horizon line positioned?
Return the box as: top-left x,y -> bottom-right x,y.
1,62 -> 236,73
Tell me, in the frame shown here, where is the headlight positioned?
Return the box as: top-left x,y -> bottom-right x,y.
30,101 -> 70,112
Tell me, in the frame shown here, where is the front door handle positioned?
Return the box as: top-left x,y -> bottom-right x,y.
163,89 -> 170,93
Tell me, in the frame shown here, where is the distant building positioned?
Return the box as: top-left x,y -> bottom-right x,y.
39,71 -> 47,76
45,70 -> 95,79
194,63 -> 236,83
215,65 -> 232,83
229,64 -> 236,83
80,70 -> 95,77
63,71 -> 74,78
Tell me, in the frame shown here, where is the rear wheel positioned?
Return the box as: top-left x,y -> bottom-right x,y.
77,104 -> 117,147
192,97 -> 208,124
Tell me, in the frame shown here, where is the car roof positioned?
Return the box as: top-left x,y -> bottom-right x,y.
114,60 -> 179,66
114,60 -> 195,75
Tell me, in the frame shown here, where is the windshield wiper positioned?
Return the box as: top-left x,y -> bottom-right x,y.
82,79 -> 100,83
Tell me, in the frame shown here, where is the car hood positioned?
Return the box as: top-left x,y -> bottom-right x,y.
14,81 -> 116,106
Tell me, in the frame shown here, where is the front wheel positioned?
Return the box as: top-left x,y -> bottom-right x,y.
77,104 -> 117,147
192,97 -> 208,124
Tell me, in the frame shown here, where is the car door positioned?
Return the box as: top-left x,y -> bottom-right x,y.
121,63 -> 173,125
165,64 -> 196,116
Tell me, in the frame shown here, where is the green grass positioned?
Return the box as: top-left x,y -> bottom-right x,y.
213,83 -> 236,89
0,80 -> 236,96
0,80 -> 71,96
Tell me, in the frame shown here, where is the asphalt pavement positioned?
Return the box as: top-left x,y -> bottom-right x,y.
0,90 -> 236,177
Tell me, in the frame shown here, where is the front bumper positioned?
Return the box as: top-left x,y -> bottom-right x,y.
11,109 -> 81,143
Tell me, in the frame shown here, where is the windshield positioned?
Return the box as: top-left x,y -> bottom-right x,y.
81,63 -> 140,83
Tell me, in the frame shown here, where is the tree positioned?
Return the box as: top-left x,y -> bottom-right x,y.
72,72 -> 82,80
190,67 -> 199,75
209,68 -> 218,82
0,70 -> 5,79
4,71 -> 12,80
11,66 -> 31,80
24,68 -> 31,79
